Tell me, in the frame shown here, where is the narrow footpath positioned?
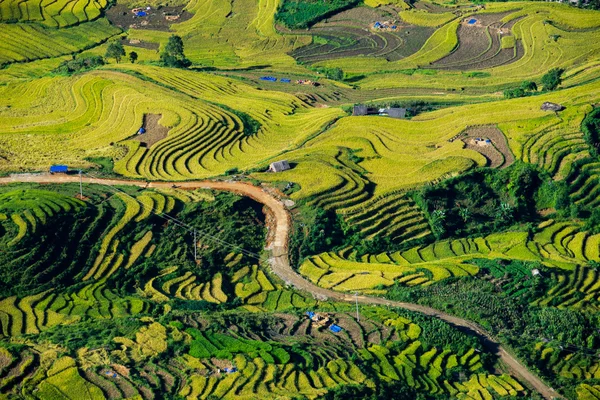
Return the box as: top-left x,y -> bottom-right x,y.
0,174 -> 562,399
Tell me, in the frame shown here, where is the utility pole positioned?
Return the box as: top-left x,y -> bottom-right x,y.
79,170 -> 83,199
193,229 -> 197,260
354,292 -> 360,322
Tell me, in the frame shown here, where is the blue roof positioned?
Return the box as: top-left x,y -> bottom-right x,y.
259,76 -> 277,82
136,11 -> 147,16
50,165 -> 68,173
281,78 -> 291,83
468,19 -> 477,24
306,311 -> 315,318
329,324 -> 342,333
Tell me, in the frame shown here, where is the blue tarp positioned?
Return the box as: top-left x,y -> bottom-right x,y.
485,139 -> 492,143
329,324 -> 342,333
136,11 -> 147,16
50,165 -> 68,173
138,127 -> 146,134
468,19 -> 477,24
306,311 -> 315,318
281,78 -> 291,83
374,22 -> 381,28
391,25 -> 397,29
259,76 -> 277,82
224,367 -> 238,373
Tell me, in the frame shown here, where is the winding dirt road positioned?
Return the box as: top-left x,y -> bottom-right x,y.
0,173 -> 561,399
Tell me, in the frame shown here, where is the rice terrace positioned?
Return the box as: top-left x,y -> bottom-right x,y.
1,0 -> 600,398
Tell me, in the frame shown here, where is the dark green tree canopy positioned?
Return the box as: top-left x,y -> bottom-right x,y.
105,41 -> 125,63
160,35 -> 191,68
541,68 -> 564,91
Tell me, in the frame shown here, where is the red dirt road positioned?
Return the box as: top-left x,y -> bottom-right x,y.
0,173 -> 562,399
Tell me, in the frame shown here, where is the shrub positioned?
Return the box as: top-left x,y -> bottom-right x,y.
540,68 -> 564,91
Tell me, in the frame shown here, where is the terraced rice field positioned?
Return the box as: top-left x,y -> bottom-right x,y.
431,12 -> 523,70
0,0 -> 108,26
0,19 -> 120,65
289,7 -> 435,63
301,218 -> 600,308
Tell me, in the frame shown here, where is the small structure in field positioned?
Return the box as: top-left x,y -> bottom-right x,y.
467,18 -> 478,25
383,107 -> 407,119
269,160 -> 290,173
541,102 -> 565,112
306,311 -> 331,327
354,105 -> 406,118
50,165 -> 68,174
532,268 -> 542,277
353,105 -> 377,116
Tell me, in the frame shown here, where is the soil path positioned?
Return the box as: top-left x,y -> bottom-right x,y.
0,173 -> 561,399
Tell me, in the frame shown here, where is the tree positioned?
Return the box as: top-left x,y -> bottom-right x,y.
160,35 -> 191,68
503,88 -> 525,99
128,51 -> 138,63
521,80 -> 537,91
540,68 -> 564,91
105,41 -> 125,63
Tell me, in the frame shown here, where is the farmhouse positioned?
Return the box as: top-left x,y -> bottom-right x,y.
541,102 -> 565,112
269,160 -> 290,172
353,105 -> 407,119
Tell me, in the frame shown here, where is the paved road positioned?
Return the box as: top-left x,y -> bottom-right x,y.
0,174 -> 561,399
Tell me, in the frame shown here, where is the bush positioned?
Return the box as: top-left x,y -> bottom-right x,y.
53,56 -> 105,75
540,68 -> 564,91
582,107 -> 600,157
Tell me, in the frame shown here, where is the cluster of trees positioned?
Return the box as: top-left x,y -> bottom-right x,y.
503,68 -> 564,99
412,163 -> 552,239
53,55 -> 105,75
503,80 -> 537,99
582,107 -> 600,156
105,40 -> 137,64
104,35 -> 191,68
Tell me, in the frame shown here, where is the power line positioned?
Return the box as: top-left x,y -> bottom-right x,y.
81,172 -> 262,260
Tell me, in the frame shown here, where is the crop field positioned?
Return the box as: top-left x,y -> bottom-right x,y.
339,3 -> 600,89
0,184 -> 531,399
0,0 -> 108,26
1,0 -> 600,397
289,7 -> 435,63
0,19 -> 121,65
301,218 -> 600,304
431,12 -> 523,70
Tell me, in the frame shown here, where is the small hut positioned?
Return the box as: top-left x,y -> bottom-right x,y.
269,160 -> 290,173
386,108 -> 407,119
541,102 -> 565,112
